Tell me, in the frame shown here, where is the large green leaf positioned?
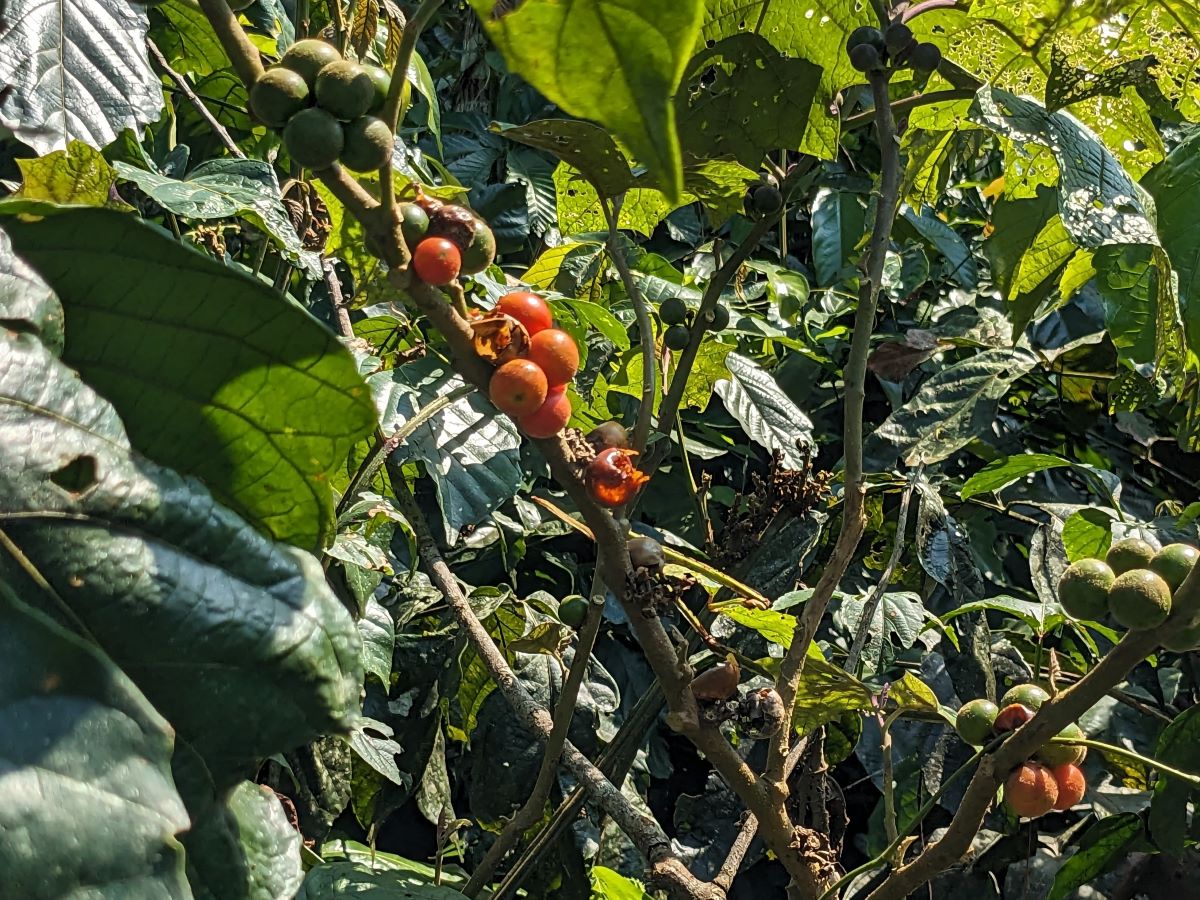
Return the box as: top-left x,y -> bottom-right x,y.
864,348 -> 1040,471
492,119 -> 634,197
1048,813 -> 1144,900
114,158 -> 320,277
0,578 -> 190,899
0,226 -> 63,352
2,207 -> 378,550
676,33 -> 820,168
811,188 -> 866,287
0,329 -> 363,779
960,453 -> 1070,499
469,0 -> 703,202
969,87 -> 1159,250
16,140 -> 120,207
982,186 -> 1059,300
0,0 -> 163,153
713,352 -> 813,468
1149,705 -> 1200,853
554,163 -> 673,236
297,861 -> 468,899
1143,128 -> 1200,355
1093,243 -> 1185,373
899,205 -> 977,289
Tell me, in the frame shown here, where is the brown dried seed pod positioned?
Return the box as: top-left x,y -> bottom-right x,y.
689,655 -> 741,702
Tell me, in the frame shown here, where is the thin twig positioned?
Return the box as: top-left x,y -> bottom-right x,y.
677,419 -> 714,550
386,470 -> 721,899
463,565 -> 608,896
329,0 -> 348,53
842,89 -> 975,132
603,197 -> 656,455
846,476 -> 918,674
148,39 -> 245,159
324,257 -> 354,338
767,68 -> 904,798
379,0 -> 445,222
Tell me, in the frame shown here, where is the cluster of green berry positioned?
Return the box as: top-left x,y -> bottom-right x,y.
845,22 -> 942,74
659,297 -> 730,351
1058,539 -> 1200,645
955,683 -> 1088,819
249,39 -> 395,173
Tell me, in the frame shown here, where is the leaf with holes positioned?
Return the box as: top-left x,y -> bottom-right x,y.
864,348 -> 1040,471
0,328 -> 363,781
714,352 -> 813,468
1,207 -> 377,551
492,119 -> 634,197
0,0 -> 163,153
676,33 -> 820,168
469,0 -> 703,202
0,579 -> 190,898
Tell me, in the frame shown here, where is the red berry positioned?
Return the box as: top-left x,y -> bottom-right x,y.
496,291 -> 553,336
412,237 -> 461,285
587,447 -> 649,508
525,328 -> 579,387
489,359 -> 548,417
518,386 -> 571,438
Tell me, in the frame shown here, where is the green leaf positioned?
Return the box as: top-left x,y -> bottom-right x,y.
1094,243 -> 1184,371
714,352 -> 813,468
0,578 -> 189,898
297,860 -> 468,899
713,601 -> 797,648
522,241 -> 606,293
960,453 -> 1070,499
1048,813 -> 1144,900
680,156 -> 759,226
591,866 -> 653,899
2,207 -> 377,550
835,591 -> 929,672
864,348 -> 1040,471
983,186 -> 1060,299
1144,128 -> 1200,356
899,205 -> 977,289
0,1 -> 162,153
0,225 -> 63,353
1062,508 -> 1115,563
889,672 -> 942,716
491,119 -> 633,197
114,158 -> 320,277
184,780 -> 303,900
938,595 -> 1066,637
969,87 -> 1159,250
359,597 -> 395,685
0,329 -> 363,779
1150,705 -> 1200,853
15,140 -> 119,207
811,188 -> 866,286
469,0 -> 704,202
350,718 -> 406,786
675,33 -> 820,168
555,163 -> 673,236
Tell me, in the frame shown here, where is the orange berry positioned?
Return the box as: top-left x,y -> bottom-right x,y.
496,291 -> 553,336
586,447 -> 649,508
1051,763 -> 1086,810
525,328 -> 579,387
489,359 -> 548,417
1004,761 -> 1058,818
518,386 -> 571,438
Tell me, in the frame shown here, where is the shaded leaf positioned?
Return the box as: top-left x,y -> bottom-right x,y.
359,598 -> 395,685
900,205 -> 978,289
811,187 -> 866,286
1149,705 -> 1200,853
492,119 -> 633,197
1048,813 -> 1144,900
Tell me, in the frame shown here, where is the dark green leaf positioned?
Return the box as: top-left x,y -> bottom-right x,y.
2,206 -> 377,550
0,578 -> 189,898
1150,705 -> 1200,853
492,119 -> 633,197
811,188 -> 866,286
900,205 -> 977,289
1048,813 -> 1143,900
1144,128 -> 1200,355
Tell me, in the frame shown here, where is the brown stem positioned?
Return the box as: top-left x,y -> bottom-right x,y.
386,471 -> 719,898
604,197 -> 656,456
196,0 -> 265,87
767,70 -> 903,797
147,39 -> 245,159
865,629 -> 1162,900
463,567 -> 608,896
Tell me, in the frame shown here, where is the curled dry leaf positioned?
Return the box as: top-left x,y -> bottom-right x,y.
471,312 -> 531,364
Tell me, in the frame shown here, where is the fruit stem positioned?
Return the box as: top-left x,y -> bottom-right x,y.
1051,737 -> 1200,786
379,0 -> 445,222
328,0 -> 348,53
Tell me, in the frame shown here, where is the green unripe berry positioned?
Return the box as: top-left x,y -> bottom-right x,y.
884,22 -> 914,55
748,183 -> 783,216
955,698 -> 998,745
283,107 -> 344,170
1000,683 -> 1050,711
849,43 -> 881,73
703,304 -> 731,332
1058,558 -> 1115,620
558,596 -> 589,629
1108,568 -> 1172,630
910,42 -> 943,73
399,202 -> 430,247
1036,722 -> 1087,766
315,60 -> 375,120
1162,620 -> 1200,652
249,68 -> 310,129
339,116 -> 394,172
1107,537 -> 1157,575
279,39 -> 342,89
659,297 -> 687,325
363,64 -> 392,114
664,324 -> 691,351
846,25 -> 885,53
1150,543 -> 1199,592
